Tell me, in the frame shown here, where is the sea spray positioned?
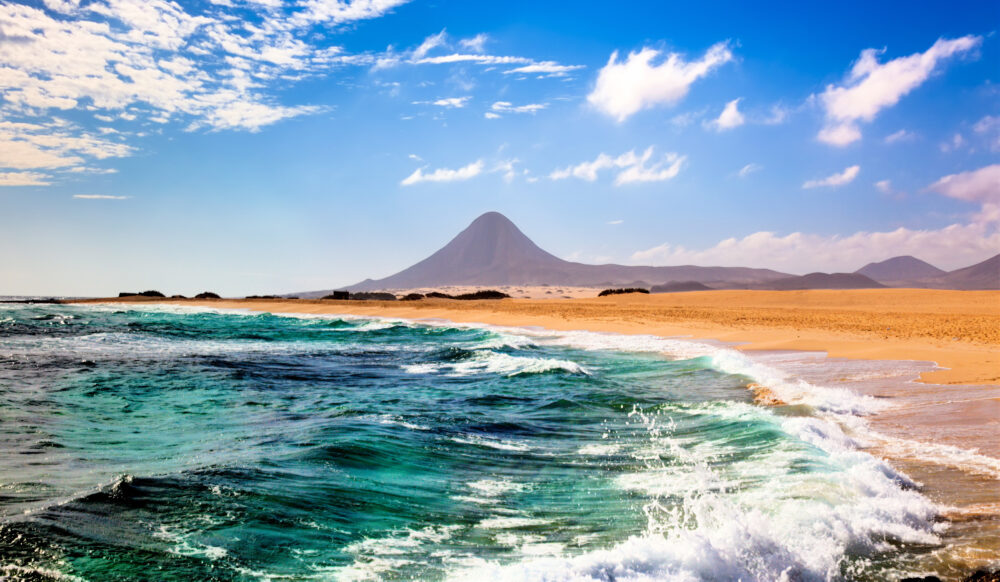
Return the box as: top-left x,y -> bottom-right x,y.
0,303 -> 984,581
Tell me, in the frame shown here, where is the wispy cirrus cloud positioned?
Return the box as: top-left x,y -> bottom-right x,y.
817,36 -> 981,146
0,171 -> 51,186
400,159 -> 483,186
588,42 -> 733,122
802,165 -> 860,189
550,147 -> 685,185
490,101 -> 547,115
72,194 -> 130,199
385,30 -> 583,78
412,97 -> 471,108
0,0 -> 415,185
738,163 -> 762,178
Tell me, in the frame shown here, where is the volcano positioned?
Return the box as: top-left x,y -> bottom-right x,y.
335,212 -> 789,292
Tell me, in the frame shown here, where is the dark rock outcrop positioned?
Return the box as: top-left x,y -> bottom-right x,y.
194,292 -> 221,299
321,291 -> 350,300
350,292 -> 397,301
118,290 -> 165,297
598,288 -> 649,297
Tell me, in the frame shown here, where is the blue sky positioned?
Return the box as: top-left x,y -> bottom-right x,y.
1,0 -> 998,296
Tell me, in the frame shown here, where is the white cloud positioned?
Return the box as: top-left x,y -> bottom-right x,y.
484,112 -> 500,119
414,53 -> 532,66
587,42 -> 733,122
458,33 -> 487,53
939,133 -> 966,153
817,123 -> 862,147
973,115 -> 1000,152
884,129 -> 915,144
550,147 -> 685,185
763,104 -> 790,125
802,165 -> 860,189
608,219 -> 624,225
927,164 -> 1000,204
738,163 -> 761,178
615,151 -> 684,185
72,194 -> 129,199
630,221 -> 999,273
705,98 -> 744,131
412,29 -> 447,60
430,97 -> 470,108
503,62 -> 584,77
630,162 -> 1000,273
492,159 -> 518,183
491,101 -> 547,114
875,179 -> 892,193
0,171 -> 51,186
291,0 -> 410,26
0,0 -> 419,183
400,159 -> 483,186
817,36 -> 981,146
0,120 -> 132,171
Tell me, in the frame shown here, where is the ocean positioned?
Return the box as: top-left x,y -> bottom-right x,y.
0,303 -> 995,581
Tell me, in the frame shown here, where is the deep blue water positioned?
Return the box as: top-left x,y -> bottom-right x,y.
0,304 -> 952,580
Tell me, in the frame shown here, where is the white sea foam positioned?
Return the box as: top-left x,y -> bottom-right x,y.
467,479 -> 527,496
0,564 -> 86,582
451,408 -> 941,582
402,349 -> 588,378
870,432 -> 1000,480
477,516 -> 552,530
153,523 -> 228,560
334,525 -> 461,581
378,414 -> 431,431
577,443 -> 622,456
450,435 -> 532,452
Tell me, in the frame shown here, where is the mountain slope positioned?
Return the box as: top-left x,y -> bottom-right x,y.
855,256 -> 945,283
319,212 -> 791,293
758,272 -> 885,291
933,253 -> 1000,290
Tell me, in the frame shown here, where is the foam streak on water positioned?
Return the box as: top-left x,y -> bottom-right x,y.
0,303 -> 994,581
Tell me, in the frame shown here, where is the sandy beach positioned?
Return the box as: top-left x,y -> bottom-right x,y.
81,288 -> 1000,385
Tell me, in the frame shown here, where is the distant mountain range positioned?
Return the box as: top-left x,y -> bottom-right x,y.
339,212 -> 789,292
856,256 -> 946,283
294,212 -> 999,296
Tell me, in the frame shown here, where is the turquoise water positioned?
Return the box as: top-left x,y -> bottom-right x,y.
0,304 -> 951,580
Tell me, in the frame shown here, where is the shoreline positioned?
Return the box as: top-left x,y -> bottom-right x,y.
61,292 -> 1000,574
68,291 -> 1000,457
71,289 -> 1000,386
